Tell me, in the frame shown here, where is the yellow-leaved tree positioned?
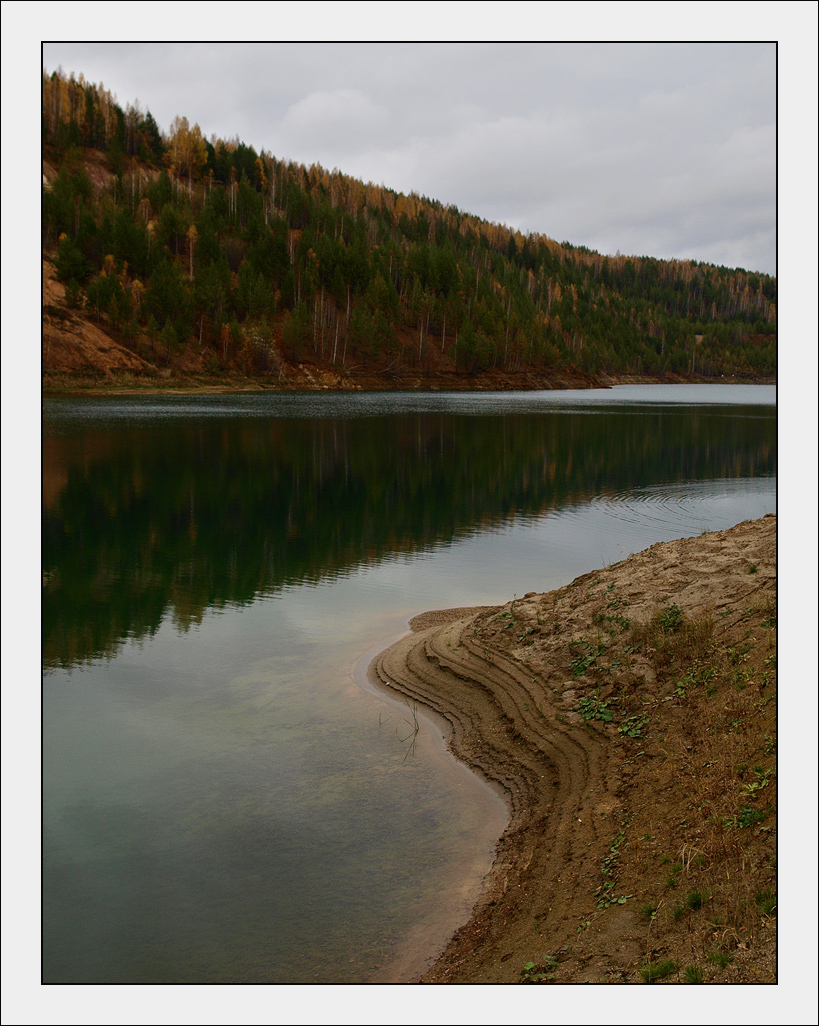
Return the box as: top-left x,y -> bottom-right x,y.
165,116 -> 207,199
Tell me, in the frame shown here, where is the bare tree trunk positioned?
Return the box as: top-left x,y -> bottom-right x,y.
320,288 -> 326,358
504,297 -> 511,368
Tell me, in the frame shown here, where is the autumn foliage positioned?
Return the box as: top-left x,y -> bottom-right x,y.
42,68 -> 777,384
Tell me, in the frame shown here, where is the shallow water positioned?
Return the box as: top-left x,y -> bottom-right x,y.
42,385 -> 775,982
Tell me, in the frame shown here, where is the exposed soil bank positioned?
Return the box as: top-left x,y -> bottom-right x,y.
372,517 -> 777,983
41,368 -> 775,397
42,368 -> 775,396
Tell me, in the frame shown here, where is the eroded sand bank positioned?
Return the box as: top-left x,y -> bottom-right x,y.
371,516 -> 777,983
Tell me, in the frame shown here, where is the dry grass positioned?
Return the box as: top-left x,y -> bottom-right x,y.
614,599 -> 777,981
629,602 -> 715,674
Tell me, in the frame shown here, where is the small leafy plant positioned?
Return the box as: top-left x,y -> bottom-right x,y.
731,805 -> 768,829
618,714 -> 649,738
742,767 -> 772,797
520,955 -> 557,983
577,692 -> 613,724
596,821 -> 633,908
568,637 -> 606,678
657,603 -> 684,633
673,661 -> 715,698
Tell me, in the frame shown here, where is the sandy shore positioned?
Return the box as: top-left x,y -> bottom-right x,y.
371,516 -> 777,983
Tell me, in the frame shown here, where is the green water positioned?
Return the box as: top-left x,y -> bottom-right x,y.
42,385 -> 775,982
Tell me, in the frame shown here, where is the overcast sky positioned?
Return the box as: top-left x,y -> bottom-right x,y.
2,12 -> 818,1026
39,39 -> 782,274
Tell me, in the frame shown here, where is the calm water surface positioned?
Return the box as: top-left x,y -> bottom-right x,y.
42,385 -> 776,982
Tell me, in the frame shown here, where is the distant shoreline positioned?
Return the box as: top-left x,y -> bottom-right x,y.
42,373 -> 776,397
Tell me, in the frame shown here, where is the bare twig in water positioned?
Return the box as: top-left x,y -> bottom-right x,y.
396,700 -> 420,760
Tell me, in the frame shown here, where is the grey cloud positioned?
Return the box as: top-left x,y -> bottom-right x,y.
278,89 -> 391,159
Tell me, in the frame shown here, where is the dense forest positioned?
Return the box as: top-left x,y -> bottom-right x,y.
42,68 -> 777,388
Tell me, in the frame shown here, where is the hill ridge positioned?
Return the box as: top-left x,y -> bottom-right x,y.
42,67 -> 777,390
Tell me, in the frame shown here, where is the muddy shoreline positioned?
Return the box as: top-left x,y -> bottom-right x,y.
42,372 -> 776,398
371,517 -> 777,983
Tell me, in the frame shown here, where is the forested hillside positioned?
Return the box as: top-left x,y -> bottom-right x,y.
42,69 -> 777,389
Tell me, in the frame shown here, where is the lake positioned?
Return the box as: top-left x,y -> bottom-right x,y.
41,384 -> 776,983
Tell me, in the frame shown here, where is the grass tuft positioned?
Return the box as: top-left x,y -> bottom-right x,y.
707,949 -> 734,969
630,604 -> 714,675
685,890 -> 704,911
640,959 -> 677,983
756,888 -> 776,916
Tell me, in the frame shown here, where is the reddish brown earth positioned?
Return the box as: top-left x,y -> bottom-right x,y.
43,260 -> 155,377
372,517 -> 777,984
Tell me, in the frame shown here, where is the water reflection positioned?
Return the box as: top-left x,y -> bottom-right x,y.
43,397 -> 775,669
41,389 -> 776,983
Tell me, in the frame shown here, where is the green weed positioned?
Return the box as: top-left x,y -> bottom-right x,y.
742,767 -> 772,797
596,820 -> 633,908
685,890 -> 704,911
630,605 -> 713,674
618,714 -> 650,739
640,959 -> 677,983
756,889 -> 776,916
736,806 -> 767,829
568,637 -> 607,678
577,691 -> 613,724
520,955 -> 557,983
657,604 -> 684,633
674,662 -> 715,698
